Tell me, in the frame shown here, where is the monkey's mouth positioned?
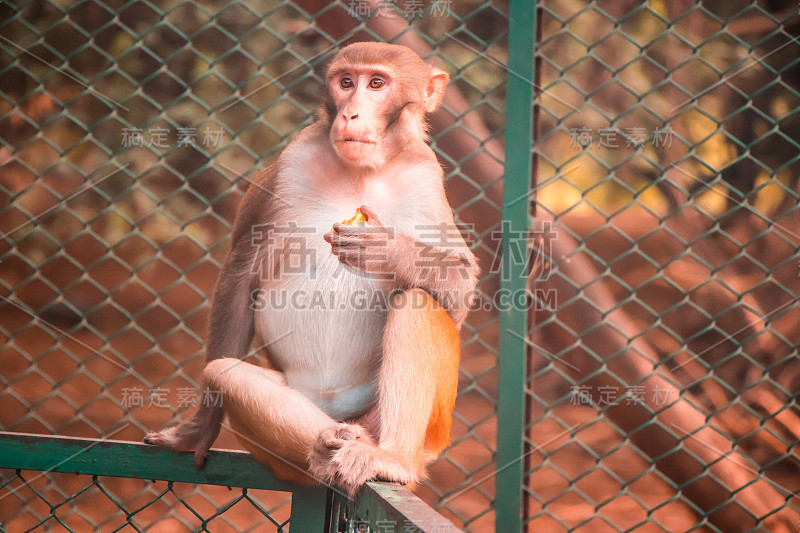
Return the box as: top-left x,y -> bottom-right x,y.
338,137 -> 377,145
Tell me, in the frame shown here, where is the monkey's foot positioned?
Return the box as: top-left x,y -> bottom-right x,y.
144,423 -> 213,468
308,423 -> 375,495
309,423 -> 372,465
144,425 -> 192,449
309,425 -> 418,497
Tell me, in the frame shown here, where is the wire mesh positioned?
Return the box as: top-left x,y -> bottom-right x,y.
0,0 -> 506,530
3,0 -> 798,531
0,468 -> 292,532
525,1 -> 800,531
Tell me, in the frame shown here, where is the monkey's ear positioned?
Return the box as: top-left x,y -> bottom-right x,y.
423,67 -> 449,113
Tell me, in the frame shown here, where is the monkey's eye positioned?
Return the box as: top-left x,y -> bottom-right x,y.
368,78 -> 385,89
340,77 -> 354,89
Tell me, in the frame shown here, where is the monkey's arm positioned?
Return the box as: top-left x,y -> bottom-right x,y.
209,163 -> 284,355
392,236 -> 478,328
145,165 -> 278,465
325,204 -> 479,328
203,171 -> 274,363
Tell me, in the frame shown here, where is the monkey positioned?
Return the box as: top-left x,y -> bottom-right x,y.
144,42 -> 479,497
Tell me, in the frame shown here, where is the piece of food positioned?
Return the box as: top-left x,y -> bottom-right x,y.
336,208 -> 368,230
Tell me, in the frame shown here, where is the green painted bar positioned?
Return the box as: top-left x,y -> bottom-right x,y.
0,431 -> 300,491
289,484 -> 331,531
0,432 -> 455,532
349,481 -> 464,532
496,1 -> 537,532
0,431 -> 332,531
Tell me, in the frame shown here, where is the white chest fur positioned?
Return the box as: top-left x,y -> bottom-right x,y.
252,143 -> 442,420
253,204 -> 388,420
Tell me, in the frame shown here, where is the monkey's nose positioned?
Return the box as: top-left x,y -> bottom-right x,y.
343,113 -> 358,121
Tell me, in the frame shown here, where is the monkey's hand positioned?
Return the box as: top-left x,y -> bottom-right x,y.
324,205 -> 408,285
325,204 -> 478,326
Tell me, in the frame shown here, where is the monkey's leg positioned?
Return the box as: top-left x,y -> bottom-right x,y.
201,358 -> 372,484
313,288 -> 461,496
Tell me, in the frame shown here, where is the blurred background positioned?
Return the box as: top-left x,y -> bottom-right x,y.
1,0 -> 799,531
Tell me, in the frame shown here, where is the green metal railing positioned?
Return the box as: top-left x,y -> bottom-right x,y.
0,432 -> 461,532
2,0 -> 800,531
0,432 -> 327,532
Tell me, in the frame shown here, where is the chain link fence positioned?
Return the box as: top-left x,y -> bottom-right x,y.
1,471 -> 292,532
1,0 -> 799,531
1,0 -> 506,530
524,1 -> 800,531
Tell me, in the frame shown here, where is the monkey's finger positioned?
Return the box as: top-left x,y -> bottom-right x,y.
340,235 -> 387,249
325,233 -> 349,247
332,234 -> 391,250
326,233 -> 365,249
330,224 -> 359,237
331,249 -> 362,266
333,224 -> 385,238
315,437 -> 343,454
330,222 -> 350,234
323,437 -> 346,449
329,241 -> 362,256
332,222 -> 383,235
358,205 -> 385,227
329,245 -> 351,256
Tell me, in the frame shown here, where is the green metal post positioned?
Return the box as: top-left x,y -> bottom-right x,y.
496,1 -> 537,531
289,485 -> 331,532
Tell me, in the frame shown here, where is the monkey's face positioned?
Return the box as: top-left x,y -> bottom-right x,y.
327,69 -> 397,169
324,43 -> 450,170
